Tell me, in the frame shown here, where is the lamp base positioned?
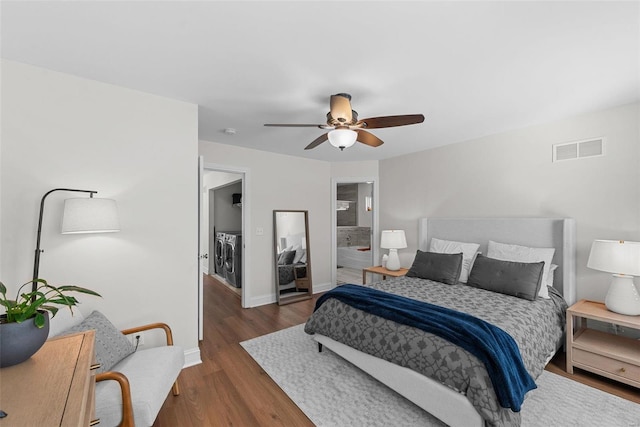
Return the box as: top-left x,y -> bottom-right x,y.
605,274 -> 640,316
386,249 -> 401,271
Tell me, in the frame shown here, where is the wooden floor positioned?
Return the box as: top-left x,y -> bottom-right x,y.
154,275 -> 639,426
153,274 -> 318,426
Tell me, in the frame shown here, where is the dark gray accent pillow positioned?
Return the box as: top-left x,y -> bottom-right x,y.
466,254 -> 544,301
278,250 -> 296,265
406,250 -> 463,285
62,310 -> 135,373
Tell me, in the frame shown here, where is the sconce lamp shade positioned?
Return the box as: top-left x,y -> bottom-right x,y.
328,129 -> 357,151
380,230 -> 407,249
381,230 -> 407,271
61,198 -> 120,234
587,239 -> 640,315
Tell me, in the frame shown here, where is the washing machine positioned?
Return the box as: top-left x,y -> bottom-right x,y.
214,232 -> 226,275
223,233 -> 242,288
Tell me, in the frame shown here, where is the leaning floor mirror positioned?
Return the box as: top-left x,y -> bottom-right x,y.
274,210 -> 312,305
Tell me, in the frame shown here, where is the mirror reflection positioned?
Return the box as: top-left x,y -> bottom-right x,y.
274,210 -> 312,305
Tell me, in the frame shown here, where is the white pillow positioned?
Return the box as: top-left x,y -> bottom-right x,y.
293,248 -> 305,264
487,240 -> 555,299
429,238 -> 480,283
547,264 -> 558,288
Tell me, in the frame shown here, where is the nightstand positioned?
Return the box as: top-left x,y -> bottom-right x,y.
566,299 -> 640,388
362,265 -> 409,284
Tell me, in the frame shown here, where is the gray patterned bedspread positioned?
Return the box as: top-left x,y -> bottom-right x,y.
304,277 -> 567,427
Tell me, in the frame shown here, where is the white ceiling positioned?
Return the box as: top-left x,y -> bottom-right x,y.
2,1 -> 638,162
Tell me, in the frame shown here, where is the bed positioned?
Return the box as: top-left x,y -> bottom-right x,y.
305,217 -> 576,427
278,262 -> 307,290
277,246 -> 308,292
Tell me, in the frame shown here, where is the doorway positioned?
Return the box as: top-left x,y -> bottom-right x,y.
199,161 -> 250,340
207,177 -> 242,295
331,177 -> 379,286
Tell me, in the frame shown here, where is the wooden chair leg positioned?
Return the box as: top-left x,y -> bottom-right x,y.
171,379 -> 180,396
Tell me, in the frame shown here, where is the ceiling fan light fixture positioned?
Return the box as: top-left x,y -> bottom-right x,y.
328,129 -> 357,151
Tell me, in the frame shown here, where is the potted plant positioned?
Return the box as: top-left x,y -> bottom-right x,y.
0,278 -> 101,368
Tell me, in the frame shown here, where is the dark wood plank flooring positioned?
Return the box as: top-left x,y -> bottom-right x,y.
154,274 -> 639,426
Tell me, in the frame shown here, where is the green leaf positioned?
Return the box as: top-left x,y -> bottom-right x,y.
57,285 -> 102,297
34,311 -> 45,328
0,278 -> 100,326
41,305 -> 59,318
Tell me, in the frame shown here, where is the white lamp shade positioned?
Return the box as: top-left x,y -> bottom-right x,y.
61,198 -> 120,234
380,230 -> 407,249
587,240 -> 640,276
328,129 -> 357,150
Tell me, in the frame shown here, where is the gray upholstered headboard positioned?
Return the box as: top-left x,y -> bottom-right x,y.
418,218 -> 576,305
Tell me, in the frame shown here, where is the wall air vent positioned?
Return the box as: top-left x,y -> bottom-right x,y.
553,137 -> 604,162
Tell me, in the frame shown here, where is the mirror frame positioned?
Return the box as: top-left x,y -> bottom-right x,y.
273,210 -> 312,305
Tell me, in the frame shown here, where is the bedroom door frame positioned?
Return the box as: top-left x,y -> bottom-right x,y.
200,161 -> 250,322
331,177 -> 379,286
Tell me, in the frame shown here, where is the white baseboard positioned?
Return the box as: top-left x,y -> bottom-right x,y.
183,347 -> 202,368
313,281 -> 334,293
245,281 -> 334,307
246,293 -> 277,307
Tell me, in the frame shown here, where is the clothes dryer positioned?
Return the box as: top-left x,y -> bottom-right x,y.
214,232 -> 226,275
223,233 -> 242,288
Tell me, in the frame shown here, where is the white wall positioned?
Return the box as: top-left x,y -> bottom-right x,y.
1,61 -> 200,355
199,140 -> 332,305
331,160 -> 379,179
379,102 -> 640,302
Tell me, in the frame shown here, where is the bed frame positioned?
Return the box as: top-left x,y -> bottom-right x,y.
314,217 -> 576,427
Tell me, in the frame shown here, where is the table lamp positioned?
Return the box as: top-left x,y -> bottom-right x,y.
587,239 -> 640,316
381,230 -> 407,271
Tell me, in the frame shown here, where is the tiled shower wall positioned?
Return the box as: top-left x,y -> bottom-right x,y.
337,226 -> 371,247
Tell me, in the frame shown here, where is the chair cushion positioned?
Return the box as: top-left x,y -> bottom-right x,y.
95,345 -> 185,427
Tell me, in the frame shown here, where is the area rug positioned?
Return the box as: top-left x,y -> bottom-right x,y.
241,324 -> 640,427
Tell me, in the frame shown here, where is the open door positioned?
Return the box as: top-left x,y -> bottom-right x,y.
198,156 -> 204,341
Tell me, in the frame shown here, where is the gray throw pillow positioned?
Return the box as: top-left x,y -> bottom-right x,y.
466,254 -> 544,301
278,250 -> 296,265
406,250 -> 463,285
62,310 -> 135,373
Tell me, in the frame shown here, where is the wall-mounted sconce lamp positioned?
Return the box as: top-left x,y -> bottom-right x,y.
32,188 -> 120,292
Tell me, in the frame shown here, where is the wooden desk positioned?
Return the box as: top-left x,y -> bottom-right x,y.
566,299 -> 640,388
362,265 -> 409,284
0,330 -> 97,426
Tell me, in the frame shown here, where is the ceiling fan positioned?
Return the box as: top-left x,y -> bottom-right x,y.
264,93 -> 425,151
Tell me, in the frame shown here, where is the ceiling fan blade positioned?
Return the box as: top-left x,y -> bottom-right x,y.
329,94 -> 353,124
304,133 -> 329,150
357,114 -> 425,129
356,130 -> 384,147
264,123 -> 325,128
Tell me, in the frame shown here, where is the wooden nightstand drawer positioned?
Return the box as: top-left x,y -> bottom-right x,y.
573,348 -> 640,384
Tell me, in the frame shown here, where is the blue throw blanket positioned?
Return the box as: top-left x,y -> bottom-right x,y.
314,284 -> 536,411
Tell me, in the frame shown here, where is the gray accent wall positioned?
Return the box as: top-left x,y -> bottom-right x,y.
213,181 -> 242,232
379,102 -> 640,304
